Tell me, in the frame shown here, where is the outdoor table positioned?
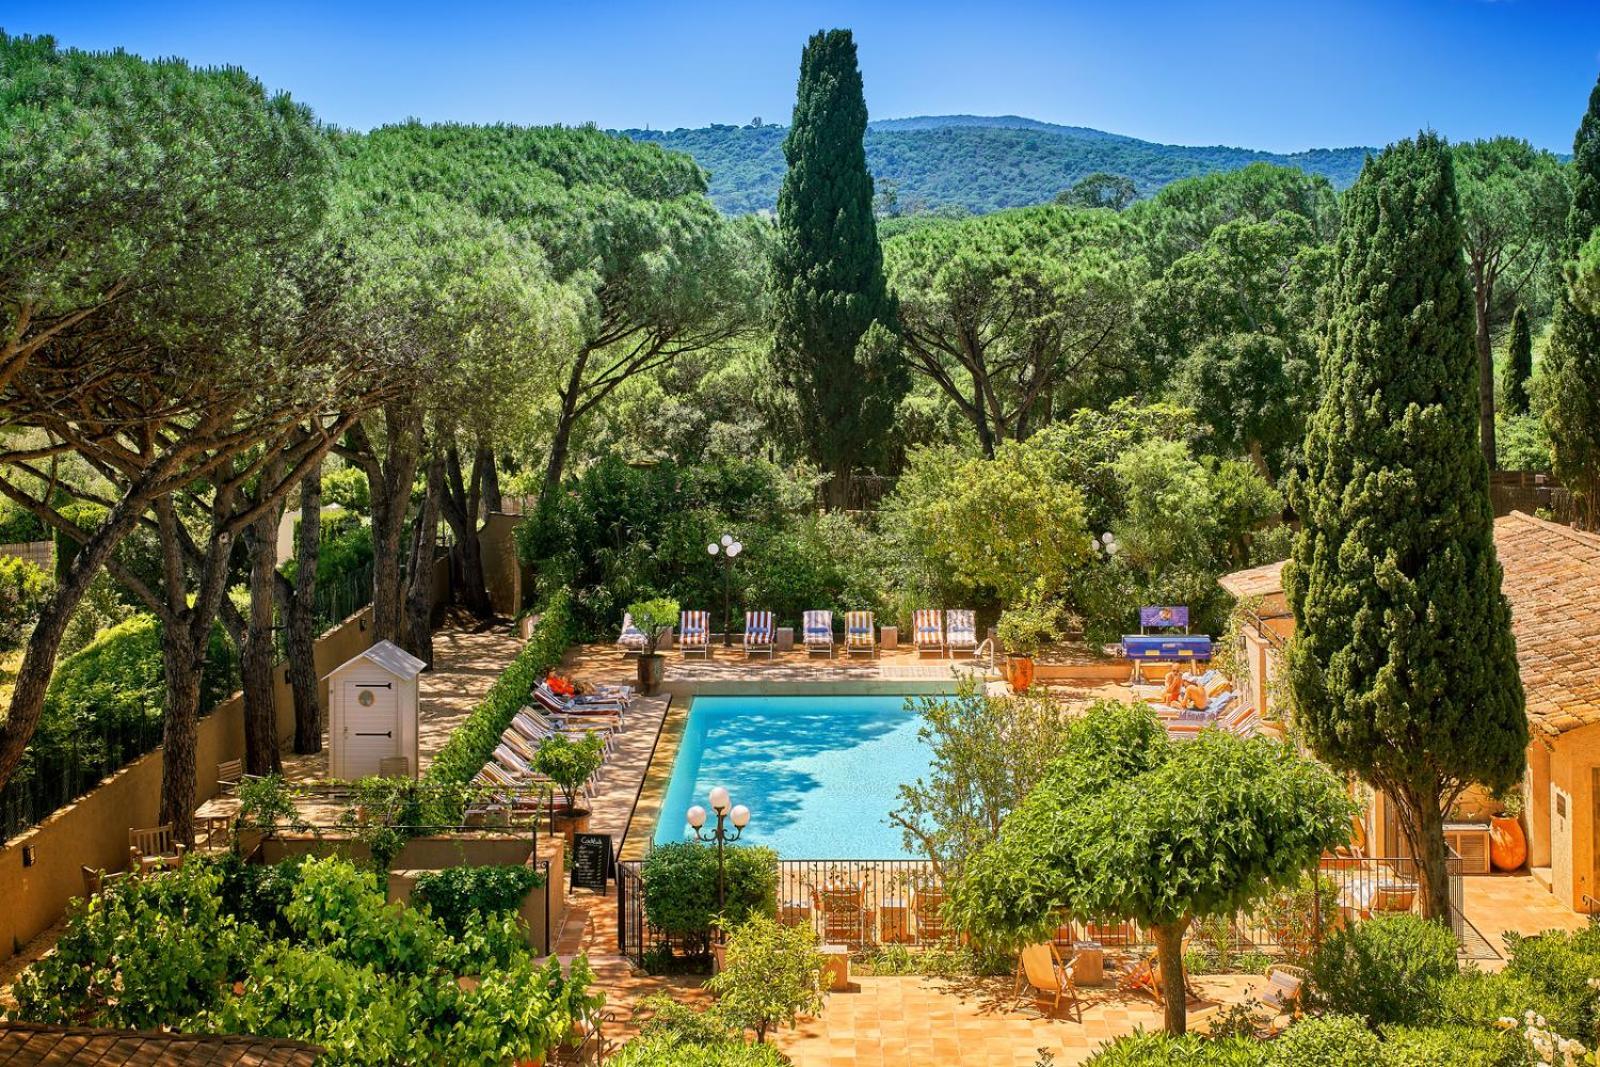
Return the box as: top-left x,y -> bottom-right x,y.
193,795 -> 241,852
880,625 -> 898,649
1071,941 -> 1105,985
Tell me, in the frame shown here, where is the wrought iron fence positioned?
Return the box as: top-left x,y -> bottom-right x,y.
617,851 -> 1496,967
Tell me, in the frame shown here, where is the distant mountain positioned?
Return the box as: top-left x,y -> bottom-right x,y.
615,115 -> 1372,215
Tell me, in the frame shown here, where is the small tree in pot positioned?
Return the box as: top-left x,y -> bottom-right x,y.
628,597 -> 679,694
533,733 -> 606,843
996,590 -> 1060,692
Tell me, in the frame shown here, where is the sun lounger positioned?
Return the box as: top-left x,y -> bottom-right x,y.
945,610 -> 978,657
616,613 -> 649,656
812,884 -> 873,949
743,610 -> 775,659
803,610 -> 834,658
845,611 -> 876,658
1014,943 -> 1079,1019
912,610 -> 943,656
533,684 -> 626,726
680,610 -> 710,659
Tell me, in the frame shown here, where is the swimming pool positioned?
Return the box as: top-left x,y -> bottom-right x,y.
651,693 -> 948,859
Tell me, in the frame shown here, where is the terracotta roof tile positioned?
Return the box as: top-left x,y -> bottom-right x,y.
0,1023 -> 321,1066
1216,512 -> 1600,738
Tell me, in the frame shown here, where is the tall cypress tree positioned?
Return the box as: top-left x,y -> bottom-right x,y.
1540,73 -> 1600,515
771,29 -> 906,509
1502,305 -> 1533,416
1285,134 -> 1526,923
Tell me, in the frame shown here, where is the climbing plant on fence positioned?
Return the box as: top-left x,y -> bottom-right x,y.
421,588 -> 574,813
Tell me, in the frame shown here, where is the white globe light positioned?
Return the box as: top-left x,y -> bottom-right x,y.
728,541 -> 742,557
708,785 -> 730,812
730,804 -> 751,829
721,534 -> 734,547
707,542 -> 719,555
1101,532 -> 1115,545
687,805 -> 707,829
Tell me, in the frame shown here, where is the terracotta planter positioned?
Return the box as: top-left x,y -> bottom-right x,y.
552,807 -> 591,847
1006,656 -> 1035,692
1489,813 -> 1527,872
711,939 -> 727,974
637,653 -> 665,695
515,1057 -> 544,1067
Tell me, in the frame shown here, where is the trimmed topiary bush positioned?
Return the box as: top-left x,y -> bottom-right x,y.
1502,924 -> 1600,1042
1267,1015 -> 1380,1066
640,842 -> 778,950
1308,915 -> 1458,1026
1428,968 -> 1565,1033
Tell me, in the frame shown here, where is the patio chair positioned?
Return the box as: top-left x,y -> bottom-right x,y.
803,610 -> 834,658
679,610 -> 711,659
945,610 -> 978,658
1257,964 -> 1307,1023
743,610 -> 776,659
812,884 -> 873,949
844,611 -> 876,658
513,711 -> 617,762
912,885 -> 951,945
1120,949 -> 1199,1007
1014,943 -> 1080,1019
616,613 -> 649,656
533,684 -> 626,726
129,825 -> 185,874
217,758 -> 243,789
911,610 -> 943,656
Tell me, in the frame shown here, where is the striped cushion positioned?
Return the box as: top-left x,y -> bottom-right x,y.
845,612 -> 874,644
618,613 -> 648,648
745,611 -> 774,642
680,611 -> 708,642
913,610 -> 942,645
803,611 -> 832,641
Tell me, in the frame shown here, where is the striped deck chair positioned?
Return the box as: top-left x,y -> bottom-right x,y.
616,613 -> 649,656
743,610 -> 776,658
533,684 -> 625,727
803,610 -> 834,658
945,610 -> 978,658
912,610 -> 944,656
679,610 -> 711,658
845,611 -> 876,658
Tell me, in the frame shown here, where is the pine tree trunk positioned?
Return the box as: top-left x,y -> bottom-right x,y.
240,505 -> 283,776
540,376 -> 584,507
403,454 -> 444,664
288,463 -> 323,754
158,630 -> 204,845
362,409 -> 422,645
1150,920 -> 1190,1035
481,448 -> 502,513
824,462 -> 855,511
442,444 -> 492,618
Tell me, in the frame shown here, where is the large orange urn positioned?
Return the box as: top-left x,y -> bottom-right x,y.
1490,814 -> 1527,872
1006,656 -> 1035,692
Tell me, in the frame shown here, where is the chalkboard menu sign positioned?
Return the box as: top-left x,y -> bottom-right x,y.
569,833 -> 613,891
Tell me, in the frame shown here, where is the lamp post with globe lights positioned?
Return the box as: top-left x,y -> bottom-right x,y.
687,785 -> 751,916
707,535 -> 743,646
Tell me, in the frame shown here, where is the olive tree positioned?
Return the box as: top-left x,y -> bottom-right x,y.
949,702 -> 1351,1035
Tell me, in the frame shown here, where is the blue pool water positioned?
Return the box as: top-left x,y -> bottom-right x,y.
652,693 -> 947,859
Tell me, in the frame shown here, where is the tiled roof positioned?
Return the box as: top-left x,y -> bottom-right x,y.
1216,512 -> 1600,738
1494,511 -> 1600,737
1218,559 -> 1287,600
0,1022 -> 321,1065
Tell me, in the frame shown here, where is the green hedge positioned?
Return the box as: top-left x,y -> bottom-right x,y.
0,501 -> 47,543
412,865 -> 545,937
423,587 -> 575,792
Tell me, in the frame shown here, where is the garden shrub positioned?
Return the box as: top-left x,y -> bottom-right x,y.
0,554 -> 51,651
1268,1014 -> 1380,1066
1502,925 -> 1600,1041
422,587 -> 574,801
1081,1031 -> 1267,1066
1379,1024 -> 1527,1067
1308,914 -> 1458,1026
411,864 -> 545,936
1428,968 -> 1564,1032
320,467 -> 372,513
611,995 -> 791,1067
706,914 -> 826,1042
640,842 -> 778,945
211,853 -> 310,937
11,861 -> 261,1029
0,500 -> 47,543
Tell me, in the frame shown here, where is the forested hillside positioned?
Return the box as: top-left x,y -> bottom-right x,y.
617,115 -> 1372,214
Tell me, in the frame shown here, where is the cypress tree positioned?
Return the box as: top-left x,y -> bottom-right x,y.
771,29 -> 906,509
1539,73 -> 1600,514
1285,134 -> 1526,923
1502,305 -> 1533,416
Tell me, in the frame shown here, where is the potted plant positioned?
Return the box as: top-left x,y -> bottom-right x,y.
1489,785 -> 1528,872
533,733 -> 607,844
997,594 -> 1060,692
627,597 -> 679,695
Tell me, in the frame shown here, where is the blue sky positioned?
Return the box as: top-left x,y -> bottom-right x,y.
5,1 -> 1598,152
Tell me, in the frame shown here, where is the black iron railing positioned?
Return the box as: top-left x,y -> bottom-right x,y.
617,851 -> 1493,966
